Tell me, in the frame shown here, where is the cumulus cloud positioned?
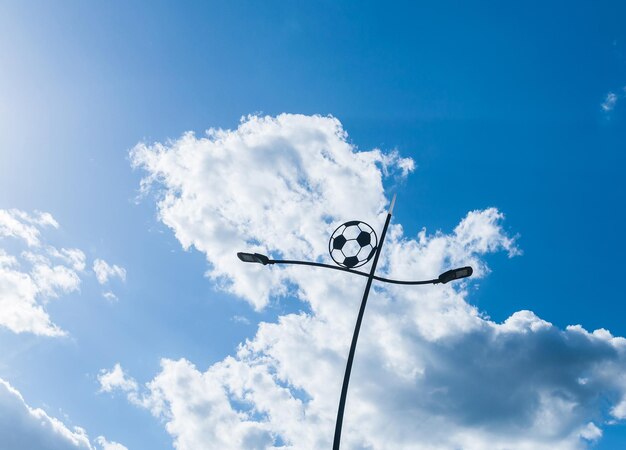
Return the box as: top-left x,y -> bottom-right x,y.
0,209 -> 114,336
98,364 -> 138,395
131,114 -> 411,310
92,259 -> 126,285
0,378 -> 124,450
126,114 -> 626,449
98,364 -> 144,411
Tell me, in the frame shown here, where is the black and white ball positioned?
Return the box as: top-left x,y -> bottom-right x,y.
329,221 -> 378,268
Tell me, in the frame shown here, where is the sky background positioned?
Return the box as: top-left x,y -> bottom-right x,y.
1,1 -> 625,449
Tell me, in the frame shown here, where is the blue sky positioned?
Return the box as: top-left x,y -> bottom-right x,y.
1,1 -> 625,449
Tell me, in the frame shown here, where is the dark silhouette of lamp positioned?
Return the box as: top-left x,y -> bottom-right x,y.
237,195 -> 473,449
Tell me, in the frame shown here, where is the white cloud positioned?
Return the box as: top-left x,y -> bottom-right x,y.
92,259 -> 126,285
0,249 -> 67,336
0,209 -> 113,336
94,436 -> 128,450
48,247 -> 87,272
611,398 -> 626,419
579,422 -> 602,441
131,114 -> 409,310
98,364 -> 138,395
126,114 -> 626,449
101,291 -> 118,302
31,264 -> 81,298
98,364 -> 144,412
602,92 -> 618,111
0,378 -> 124,450
601,87 -> 626,113
232,315 -> 251,325
0,209 -> 58,247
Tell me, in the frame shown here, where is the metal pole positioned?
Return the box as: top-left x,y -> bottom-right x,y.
332,195 -> 396,450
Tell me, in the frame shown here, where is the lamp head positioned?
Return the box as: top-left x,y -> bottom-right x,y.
237,252 -> 270,265
438,266 -> 473,284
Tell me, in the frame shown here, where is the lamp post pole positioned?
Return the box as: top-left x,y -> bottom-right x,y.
237,195 -> 472,449
332,194 -> 395,449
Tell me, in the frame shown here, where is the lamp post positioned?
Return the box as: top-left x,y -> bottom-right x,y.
237,195 -> 472,449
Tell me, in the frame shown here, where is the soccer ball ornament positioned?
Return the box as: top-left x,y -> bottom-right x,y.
329,221 -> 378,268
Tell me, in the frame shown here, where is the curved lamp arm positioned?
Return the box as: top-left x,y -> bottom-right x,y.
237,252 -> 472,285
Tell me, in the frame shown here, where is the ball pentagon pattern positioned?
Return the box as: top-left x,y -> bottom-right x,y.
328,221 -> 378,268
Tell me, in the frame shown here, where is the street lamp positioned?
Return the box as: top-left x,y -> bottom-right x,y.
236,252 -> 270,265
237,251 -> 471,286
438,266 -> 473,284
237,195 -> 472,449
